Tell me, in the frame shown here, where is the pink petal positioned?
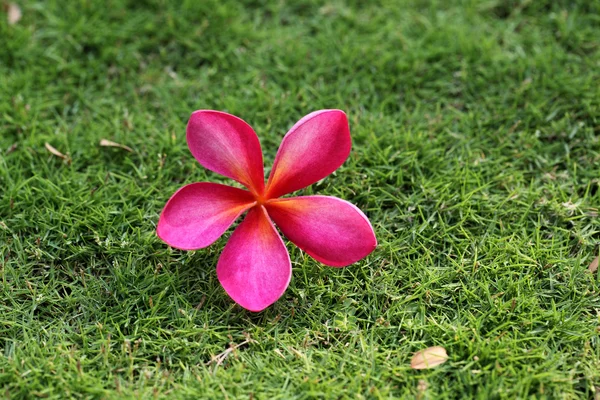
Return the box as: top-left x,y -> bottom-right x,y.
265,110 -> 351,199
217,206 -> 291,311
265,196 -> 376,267
157,183 -> 256,250
187,110 -> 265,195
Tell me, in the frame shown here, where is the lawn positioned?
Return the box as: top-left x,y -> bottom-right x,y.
1,0 -> 600,398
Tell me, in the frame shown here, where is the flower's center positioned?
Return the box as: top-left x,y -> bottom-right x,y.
255,193 -> 267,206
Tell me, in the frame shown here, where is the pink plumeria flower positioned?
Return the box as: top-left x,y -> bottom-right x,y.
157,110 -> 377,311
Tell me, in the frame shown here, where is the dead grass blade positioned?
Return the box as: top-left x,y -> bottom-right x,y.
5,143 -> 18,154
100,139 -> 133,152
206,339 -> 254,367
45,142 -> 69,161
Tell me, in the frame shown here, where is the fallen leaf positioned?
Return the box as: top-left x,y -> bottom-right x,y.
7,2 -> 22,25
589,256 -> 599,273
45,142 -> 69,160
100,139 -> 133,152
410,346 -> 448,370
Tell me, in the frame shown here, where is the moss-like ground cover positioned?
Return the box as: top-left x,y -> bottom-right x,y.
1,1 -> 599,398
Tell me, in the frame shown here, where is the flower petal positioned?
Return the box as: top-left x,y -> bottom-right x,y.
217,206 -> 291,312
265,196 -> 376,267
157,183 -> 256,250
265,110 -> 351,199
187,110 -> 265,194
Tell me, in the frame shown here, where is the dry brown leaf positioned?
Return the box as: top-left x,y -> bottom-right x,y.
589,256 -> 599,273
410,346 -> 448,370
7,2 -> 22,25
45,142 -> 68,160
100,139 -> 133,152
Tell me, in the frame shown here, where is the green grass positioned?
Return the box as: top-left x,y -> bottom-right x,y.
1,0 -> 600,398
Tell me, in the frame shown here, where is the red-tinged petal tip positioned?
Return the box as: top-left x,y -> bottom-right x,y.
265,195 -> 376,267
187,110 -> 265,195
217,206 -> 291,311
157,183 -> 256,250
265,110 -> 351,199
